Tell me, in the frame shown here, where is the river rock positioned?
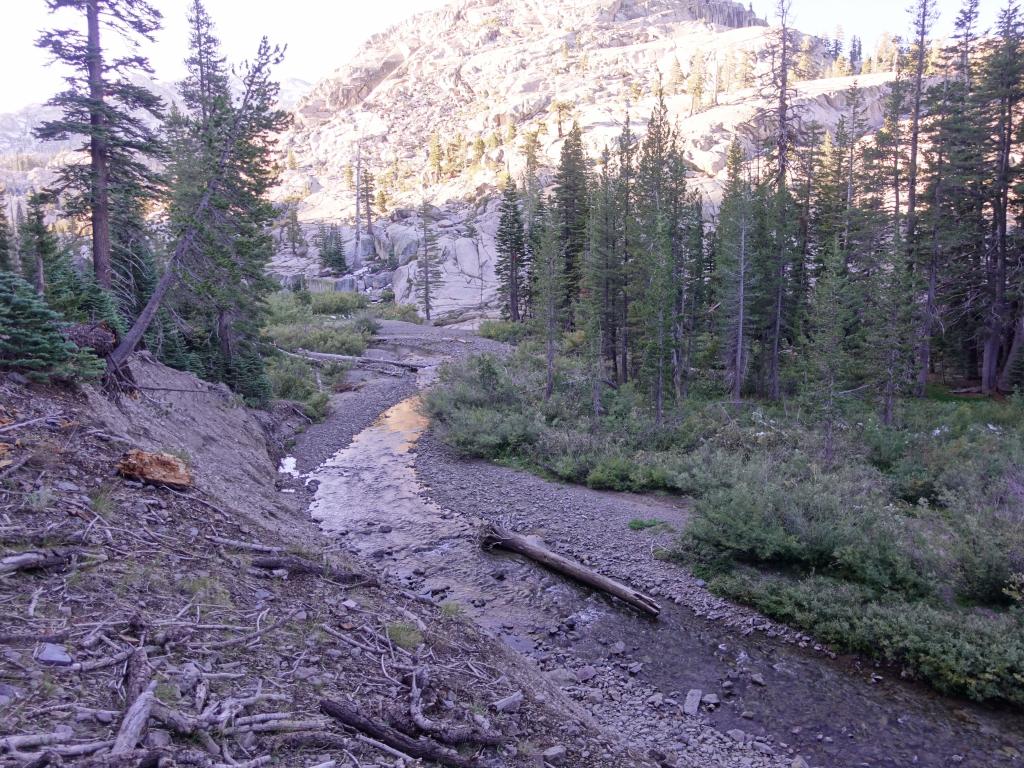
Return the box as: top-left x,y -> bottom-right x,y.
542,745 -> 567,764
701,693 -> 720,707
36,643 -> 73,666
750,672 -> 766,686
727,728 -> 746,742
683,689 -> 702,716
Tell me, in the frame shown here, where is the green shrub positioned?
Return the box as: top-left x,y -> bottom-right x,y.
266,291 -> 313,325
712,571 -> 1024,706
310,291 -> 368,316
628,518 -> 664,531
266,322 -> 368,356
370,302 -> 422,323
478,319 -> 530,343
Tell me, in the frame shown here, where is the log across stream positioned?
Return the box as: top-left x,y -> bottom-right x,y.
304,392 -> 1024,768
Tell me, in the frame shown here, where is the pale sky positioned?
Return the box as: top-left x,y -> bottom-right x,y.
0,0 -> 997,113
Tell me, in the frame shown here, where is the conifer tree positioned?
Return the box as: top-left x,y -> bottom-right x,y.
318,223 -> 346,274
533,202 -> 564,401
19,193 -> 60,296
668,56 -> 685,95
688,51 -> 708,114
416,204 -> 444,322
553,122 -> 589,320
495,178 -> 528,322
35,0 -> 165,290
0,190 -> 12,273
715,140 -> 755,402
0,272 -> 102,381
163,0 -> 288,403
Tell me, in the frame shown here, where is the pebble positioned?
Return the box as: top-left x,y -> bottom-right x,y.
750,673 -> 766,686
610,641 -> 626,655
701,693 -> 720,707
727,728 -> 746,743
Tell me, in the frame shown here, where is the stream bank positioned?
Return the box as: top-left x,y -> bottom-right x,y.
287,321 -> 1024,768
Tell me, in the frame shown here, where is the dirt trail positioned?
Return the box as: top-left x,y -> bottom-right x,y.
290,322 -> 1024,768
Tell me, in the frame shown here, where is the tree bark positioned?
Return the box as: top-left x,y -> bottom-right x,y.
87,0 -> 112,289
480,524 -> 660,617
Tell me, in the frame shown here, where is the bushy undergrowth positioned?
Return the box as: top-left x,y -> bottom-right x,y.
265,354 -> 347,421
370,302 -> 422,323
265,291 -> 374,357
478,319 -> 530,343
426,348 -> 1024,704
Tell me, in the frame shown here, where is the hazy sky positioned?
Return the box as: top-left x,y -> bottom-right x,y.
0,0 -> 996,112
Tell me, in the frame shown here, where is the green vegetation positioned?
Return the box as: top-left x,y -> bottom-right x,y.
264,290 -> 375,357
427,350 -> 1024,705
478,320 -> 530,343
385,621 -> 424,650
628,519 -> 665,531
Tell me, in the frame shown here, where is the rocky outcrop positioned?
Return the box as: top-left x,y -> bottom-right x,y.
273,0 -> 893,318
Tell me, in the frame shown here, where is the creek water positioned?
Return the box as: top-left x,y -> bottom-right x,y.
306,395 -> 1024,768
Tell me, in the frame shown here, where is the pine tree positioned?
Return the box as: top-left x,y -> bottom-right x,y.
163,1 -> 288,403
361,170 -> 376,235
553,122 -> 589,320
668,56 -> 685,95
495,178 -> 528,322
0,189 -> 12,272
415,204 -> 444,322
0,272 -> 102,381
35,0 -> 165,290
428,133 -> 444,180
688,51 -> 708,114
318,223 -> 347,274
715,140 -> 755,402
19,193 -> 60,296
533,202 -> 564,401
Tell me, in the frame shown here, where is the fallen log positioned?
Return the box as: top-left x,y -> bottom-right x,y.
251,555 -> 376,586
0,549 -> 79,576
480,524 -> 660,617
287,347 -> 421,372
319,698 -> 475,768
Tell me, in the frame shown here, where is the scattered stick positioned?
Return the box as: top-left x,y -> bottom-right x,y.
480,524 -> 660,617
251,555 -> 375,586
286,348 -> 421,372
320,698 -> 475,768
0,415 -> 56,435
409,668 -> 504,746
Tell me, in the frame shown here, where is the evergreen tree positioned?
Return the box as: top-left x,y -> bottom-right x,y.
361,170 -> 376,235
688,51 -> 708,114
19,193 -> 60,296
0,272 -> 102,381
318,223 -> 347,274
495,178 -> 528,322
164,1 -> 288,403
715,140 -> 755,402
0,189 -> 12,272
416,204 -> 444,321
553,122 -> 589,320
668,56 -> 685,95
35,0 -> 165,290
533,203 -> 564,401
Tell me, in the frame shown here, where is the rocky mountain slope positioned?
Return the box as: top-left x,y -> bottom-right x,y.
272,0 -> 894,321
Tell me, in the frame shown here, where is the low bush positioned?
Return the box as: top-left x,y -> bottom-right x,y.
265,322 -> 369,356
478,319 -> 530,343
310,291 -> 368,316
425,347 -> 1024,704
370,302 -> 423,323
713,571 -> 1024,706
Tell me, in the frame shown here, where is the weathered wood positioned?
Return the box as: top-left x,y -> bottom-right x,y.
111,683 -> 156,754
251,555 -> 375,586
489,690 -> 523,713
481,524 -> 660,617
286,347 -> 421,372
319,698 -> 475,768
0,549 -> 78,576
408,668 -> 505,747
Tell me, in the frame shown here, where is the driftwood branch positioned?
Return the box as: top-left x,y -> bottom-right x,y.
319,698 -> 475,768
283,347 -> 421,372
480,524 -> 660,617
0,549 -> 79,576
111,682 -> 156,754
251,555 -> 375,586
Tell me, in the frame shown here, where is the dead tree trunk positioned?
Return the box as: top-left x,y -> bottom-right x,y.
480,524 -> 660,617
